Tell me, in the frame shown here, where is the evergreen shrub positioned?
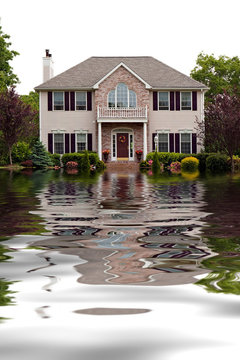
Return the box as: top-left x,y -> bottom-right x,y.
62,153 -> 83,168
12,141 -> 32,163
49,153 -> 61,167
31,140 -> 53,168
206,154 -> 229,173
181,156 -> 199,172
81,151 -> 90,172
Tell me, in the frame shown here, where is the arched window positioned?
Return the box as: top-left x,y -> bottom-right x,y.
108,83 -> 137,108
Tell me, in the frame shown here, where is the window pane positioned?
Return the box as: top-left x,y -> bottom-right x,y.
159,92 -> 169,110
112,134 -> 116,157
117,83 -> 128,108
181,133 -> 190,142
77,133 -> 86,151
129,90 -> 136,108
54,134 -> 64,154
130,134 -> 133,157
181,133 -> 191,153
54,92 -> 64,110
158,133 -> 168,152
76,92 -> 86,110
108,90 -> 115,108
181,92 -> 191,110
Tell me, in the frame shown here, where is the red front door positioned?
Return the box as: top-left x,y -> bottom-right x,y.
117,133 -> 129,158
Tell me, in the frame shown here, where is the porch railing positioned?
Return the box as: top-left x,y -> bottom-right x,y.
97,106 -> 147,119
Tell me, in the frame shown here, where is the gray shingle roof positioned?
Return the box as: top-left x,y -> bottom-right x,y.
35,56 -> 207,91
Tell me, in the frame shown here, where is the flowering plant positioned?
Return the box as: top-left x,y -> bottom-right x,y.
66,161 -> 78,169
136,150 -> 143,155
102,149 -> 110,155
169,161 -> 181,174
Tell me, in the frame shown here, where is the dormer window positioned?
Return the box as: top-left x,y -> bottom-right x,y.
108,83 -> 136,108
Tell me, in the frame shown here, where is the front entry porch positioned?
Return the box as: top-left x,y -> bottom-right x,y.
97,122 -> 147,162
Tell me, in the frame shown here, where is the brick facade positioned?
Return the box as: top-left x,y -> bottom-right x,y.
95,65 -> 150,109
101,123 -> 144,161
95,66 -> 149,161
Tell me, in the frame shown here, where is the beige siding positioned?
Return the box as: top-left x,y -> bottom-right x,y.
40,91 -> 96,151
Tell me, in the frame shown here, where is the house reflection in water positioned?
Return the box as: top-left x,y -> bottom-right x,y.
32,171 -> 214,286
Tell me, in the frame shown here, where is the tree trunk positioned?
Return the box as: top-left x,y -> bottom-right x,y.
231,155 -> 234,173
9,147 -> 12,165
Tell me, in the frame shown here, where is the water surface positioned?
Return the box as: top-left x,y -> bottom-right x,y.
1,169 -> 240,359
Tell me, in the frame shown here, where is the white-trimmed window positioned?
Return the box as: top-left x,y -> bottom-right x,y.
108,83 -> 137,108
108,90 -> 115,108
181,133 -> 191,153
129,90 -> 137,108
54,92 -> 64,110
54,133 -> 64,154
158,92 -> 169,110
181,92 -> 191,110
76,92 -> 87,110
76,133 -> 87,152
158,133 -> 169,152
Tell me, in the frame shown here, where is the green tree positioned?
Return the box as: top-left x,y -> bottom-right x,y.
196,91 -> 240,171
21,91 -> 39,142
30,140 -> 53,168
191,52 -> 240,103
0,24 -> 19,91
81,150 -> 90,172
0,87 -> 37,165
21,91 -> 39,112
152,151 -> 160,173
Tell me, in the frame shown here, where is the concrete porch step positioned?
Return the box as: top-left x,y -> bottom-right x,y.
105,161 -> 140,170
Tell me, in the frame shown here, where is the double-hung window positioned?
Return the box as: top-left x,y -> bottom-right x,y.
76,92 -> 87,110
181,133 -> 191,153
158,133 -> 169,152
158,92 -> 169,110
181,92 -> 191,110
76,133 -> 87,151
54,92 -> 64,110
54,134 -> 64,154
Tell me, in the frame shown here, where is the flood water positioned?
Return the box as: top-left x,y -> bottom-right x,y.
1,168 -> 240,359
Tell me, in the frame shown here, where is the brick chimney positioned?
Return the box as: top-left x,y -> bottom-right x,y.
43,49 -> 54,82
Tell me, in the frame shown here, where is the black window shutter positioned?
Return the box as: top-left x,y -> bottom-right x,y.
169,133 -> 174,152
192,91 -> 197,111
153,92 -> 158,111
48,92 -> 53,111
87,92 -> 92,111
71,133 -> 76,152
170,92 -> 174,111
176,92 -> 180,111
70,92 -> 75,111
65,134 -> 70,153
87,133 -> 92,151
152,133 -> 157,151
65,92 -> 69,111
48,133 -> 53,153
192,133 -> 197,153
175,133 -> 180,153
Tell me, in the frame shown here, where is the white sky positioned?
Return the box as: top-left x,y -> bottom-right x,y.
1,0 -> 240,94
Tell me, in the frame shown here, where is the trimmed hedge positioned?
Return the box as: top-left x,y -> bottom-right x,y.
144,151 -> 231,173
181,156 -> 199,172
206,154 -> 229,173
146,152 -> 193,167
62,152 -> 105,171
49,153 -> 61,167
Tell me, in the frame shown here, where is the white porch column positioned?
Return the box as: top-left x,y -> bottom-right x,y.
143,122 -> 147,160
98,122 -> 102,160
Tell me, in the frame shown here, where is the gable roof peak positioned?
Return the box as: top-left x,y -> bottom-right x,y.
93,61 -> 151,89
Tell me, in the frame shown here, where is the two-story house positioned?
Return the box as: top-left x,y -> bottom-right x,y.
35,51 -> 207,161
